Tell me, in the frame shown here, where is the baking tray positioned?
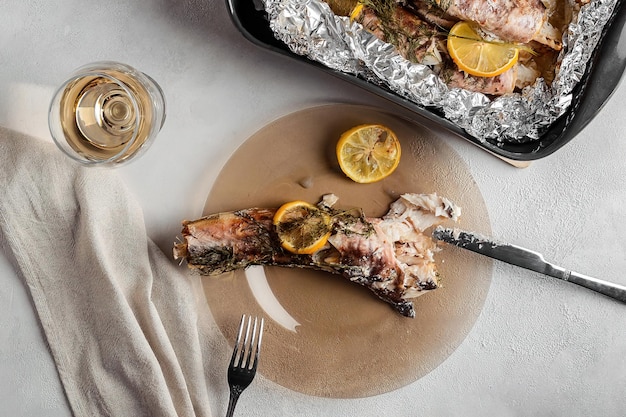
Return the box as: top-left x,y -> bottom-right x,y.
226,0 -> 626,161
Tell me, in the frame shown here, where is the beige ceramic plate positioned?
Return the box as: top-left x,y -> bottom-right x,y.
202,104 -> 492,398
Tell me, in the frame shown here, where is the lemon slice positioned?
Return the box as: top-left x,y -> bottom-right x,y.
349,2 -> 364,21
447,21 -> 519,78
336,124 -> 401,184
273,201 -> 332,255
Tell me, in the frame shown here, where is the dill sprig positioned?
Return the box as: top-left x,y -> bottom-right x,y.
357,0 -> 448,63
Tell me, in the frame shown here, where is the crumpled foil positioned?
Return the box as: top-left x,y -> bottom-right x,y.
263,0 -> 619,142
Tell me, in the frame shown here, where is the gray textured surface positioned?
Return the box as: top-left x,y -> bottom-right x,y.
1,0 -> 625,416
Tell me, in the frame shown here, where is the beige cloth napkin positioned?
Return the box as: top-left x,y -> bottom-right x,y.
0,127 -> 215,417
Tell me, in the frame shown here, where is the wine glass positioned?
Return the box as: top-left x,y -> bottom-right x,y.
48,61 -> 166,166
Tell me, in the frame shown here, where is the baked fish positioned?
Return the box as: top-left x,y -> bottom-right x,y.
354,2 -> 520,95
429,0 -> 562,50
174,193 -> 460,317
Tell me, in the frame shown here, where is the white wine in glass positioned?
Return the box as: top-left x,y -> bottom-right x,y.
49,61 -> 166,166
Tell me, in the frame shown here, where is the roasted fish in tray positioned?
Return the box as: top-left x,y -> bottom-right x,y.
354,2 -> 519,94
174,193 -> 460,317
429,0 -> 563,49
348,0 -> 568,94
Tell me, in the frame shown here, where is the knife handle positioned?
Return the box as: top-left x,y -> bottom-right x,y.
567,271 -> 626,304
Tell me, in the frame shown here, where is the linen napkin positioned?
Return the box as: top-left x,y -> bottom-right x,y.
0,127 -> 216,417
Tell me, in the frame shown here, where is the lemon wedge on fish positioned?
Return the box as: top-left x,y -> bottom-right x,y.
447,21 -> 519,78
273,201 -> 332,255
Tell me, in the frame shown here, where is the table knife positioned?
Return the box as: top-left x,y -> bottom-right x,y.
432,226 -> 626,304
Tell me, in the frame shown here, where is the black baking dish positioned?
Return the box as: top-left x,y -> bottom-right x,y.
226,0 -> 626,161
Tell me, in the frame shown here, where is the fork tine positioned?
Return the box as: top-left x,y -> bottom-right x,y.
252,317 -> 264,370
225,315 -> 264,417
244,317 -> 262,370
244,317 -> 257,369
237,315 -> 253,368
230,314 -> 246,367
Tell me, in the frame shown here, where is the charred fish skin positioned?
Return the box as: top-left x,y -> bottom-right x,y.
174,193 -> 461,318
404,0 -> 458,29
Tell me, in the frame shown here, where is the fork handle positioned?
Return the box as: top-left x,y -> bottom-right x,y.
225,388 -> 243,417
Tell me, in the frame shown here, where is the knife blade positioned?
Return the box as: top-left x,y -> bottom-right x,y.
432,226 -> 626,304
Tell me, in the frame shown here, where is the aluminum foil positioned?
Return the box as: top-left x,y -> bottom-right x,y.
263,0 -> 620,142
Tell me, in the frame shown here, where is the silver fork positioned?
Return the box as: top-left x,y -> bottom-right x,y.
225,315 -> 264,417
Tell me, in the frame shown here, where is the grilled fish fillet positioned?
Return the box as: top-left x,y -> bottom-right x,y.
174,193 -> 461,317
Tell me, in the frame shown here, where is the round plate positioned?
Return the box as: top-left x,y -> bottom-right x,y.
202,104 -> 492,398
